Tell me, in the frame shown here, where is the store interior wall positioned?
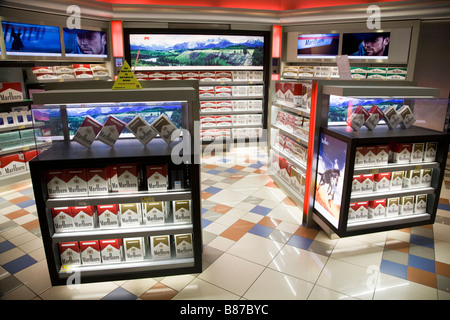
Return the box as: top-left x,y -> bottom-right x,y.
413,19 -> 450,99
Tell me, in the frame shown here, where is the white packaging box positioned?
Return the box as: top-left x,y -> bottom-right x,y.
424,142 -> 437,162
80,240 -> 102,265
200,101 -> 216,113
201,116 -> 216,128
360,174 -> 374,193
51,207 -> 74,232
374,172 -> 391,192
199,72 -> 216,82
232,71 -> 248,82
216,101 -> 232,112
390,171 -> 404,190
376,145 -> 390,165
46,170 -> 69,198
232,100 -> 248,111
151,114 -> 181,144
173,200 -> 191,224
400,196 -> 415,215
232,114 -> 247,126
403,169 -> 422,188
216,115 -> 232,127
120,203 -> 142,227
199,86 -> 215,97
124,237 -> 145,261
59,242 -> 81,266
215,86 -> 232,97
364,146 -> 377,166
117,164 -> 139,192
100,239 -> 123,264
143,201 -> 166,225
414,194 -> 427,213
72,206 -> 95,230
352,175 -> 362,193
282,66 -> 299,77
87,167 -> 109,195
248,85 -> 263,97
348,202 -> 369,222
386,198 -> 400,217
65,168 -> 88,196
421,169 -> 432,187
248,100 -> 263,111
73,116 -> 103,148
368,199 -> 386,219
248,114 -> 262,125
146,164 -> 168,191
150,235 -> 171,260
215,71 -> 232,82
96,115 -> 127,147
232,86 -> 248,97
354,146 -> 366,167
397,105 -> 416,129
97,204 -> 120,229
248,71 -> 263,81
383,106 -> 402,129
392,143 -> 411,164
174,233 -> 194,258
126,115 -> 157,145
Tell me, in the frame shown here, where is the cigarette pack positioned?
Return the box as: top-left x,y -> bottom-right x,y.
46,170 -> 69,198
86,167 -> 109,195
126,115 -> 157,145
352,175 -> 362,193
347,106 -> 370,131
200,101 -> 216,113
51,207 -> 74,232
365,106 -> 384,130
400,196 -> 415,215
390,171 -> 404,190
386,198 -> 400,217
72,206 -> 95,230
290,166 -> 302,195
124,237 -> 145,261
392,143 -> 411,163
216,101 -> 232,112
59,242 -> 81,266
403,169 -> 422,188
383,106 -> 402,129
368,199 -> 386,219
120,203 -> 142,226
421,168 -> 432,187
151,114 -> 181,144
215,86 -> 232,97
424,142 -> 437,162
376,145 -> 390,165
97,204 -> 120,229
364,146 -> 377,166
65,168 -> 88,196
216,115 -> 232,127
201,116 -> 216,127
174,233 -> 194,258
73,116 -> 103,148
100,239 -> 123,264
143,201 -> 166,225
354,146 -> 366,167
172,200 -> 191,224
199,72 -> 216,82
360,174 -> 374,193
414,194 -> 427,213
348,201 -> 369,222
199,86 -> 215,97
96,115 -> 127,147
232,71 -> 248,82
397,105 -> 416,128
80,240 -> 101,265
0,153 -> 27,176
146,164 -> 168,191
284,83 -> 304,105
117,164 -> 139,192
374,172 -> 391,192
275,82 -> 285,101
150,235 -> 171,260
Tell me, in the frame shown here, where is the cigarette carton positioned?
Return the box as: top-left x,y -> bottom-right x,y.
97,204 -> 120,229
148,71 -> 166,80
146,164 -> 168,191
365,106 -> 384,130
165,71 -> 183,80
348,201 -> 369,222
390,171 -> 404,190
117,164 -> 139,192
0,153 -> 27,176
397,105 -> 416,129
232,100 -> 247,112
182,71 -> 199,80
46,170 -> 69,198
354,146 -> 366,167
392,143 -> 411,163
100,239 -> 123,264
120,203 -> 142,227
215,86 -> 232,97
414,194 -> 427,213
199,72 -> 216,82
386,198 -> 400,217
424,142 -> 437,162
376,145 -> 390,165
364,145 -> 377,166
383,106 -> 402,129
143,201 -> 166,225
0,82 -> 23,104
403,169 -> 422,188
201,116 -> 216,128
80,240 -> 101,265
232,71 -> 248,82
86,167 -> 109,195
232,86 -> 248,97
96,115 -> 127,147
248,71 -> 263,82
150,235 -> 171,260
172,200 -> 191,224
51,207 -> 74,232
65,168 -> 88,196
124,237 -> 145,261
347,106 -> 370,131
282,66 -> 299,77
215,71 -> 232,82
352,175 -> 362,193
216,101 -> 232,112
368,199 -> 386,219
400,196 -> 415,215
360,174 -> 374,193
174,233 -> 194,258
73,116 -> 103,148
151,114 -> 181,145
248,100 -> 262,111
374,172 -> 391,192
59,242 -> 81,266
199,86 -> 215,97
126,115 -> 157,145
72,206 -> 95,230
200,101 -> 216,113
421,168 -> 432,187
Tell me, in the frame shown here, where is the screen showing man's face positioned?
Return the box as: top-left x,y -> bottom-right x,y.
362,36 -> 389,56
77,32 -> 106,55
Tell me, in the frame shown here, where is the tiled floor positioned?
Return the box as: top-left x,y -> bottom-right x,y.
1,146 -> 450,300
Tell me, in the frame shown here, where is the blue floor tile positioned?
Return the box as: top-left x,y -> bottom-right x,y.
18,188 -> 34,195
380,259 -> 408,279
202,218 -> 213,228
203,186 -> 222,194
3,255 -> 37,274
207,169 -> 222,175
438,203 -> 450,211
410,234 -> 434,249
101,287 -> 137,300
250,205 -> 272,216
408,254 -> 436,273
225,168 -> 239,174
248,224 -> 273,238
249,161 -> 264,169
0,240 -> 15,254
286,235 -> 313,250
16,199 -> 35,208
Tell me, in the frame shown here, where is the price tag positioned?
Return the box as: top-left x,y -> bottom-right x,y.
142,196 -> 155,203
370,169 -> 379,174
414,165 -> 423,170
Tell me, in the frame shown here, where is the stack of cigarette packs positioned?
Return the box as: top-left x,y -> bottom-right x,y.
347,105 -> 416,131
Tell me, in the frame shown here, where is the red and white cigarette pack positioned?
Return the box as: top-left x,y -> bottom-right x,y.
51,207 -> 74,232
360,174 -> 374,193
352,175 -> 362,193
347,106 -> 370,131
100,239 -> 123,264
215,86 -> 232,97
199,86 -> 215,97
165,71 -> 183,80
108,165 -> 119,192
368,199 -> 386,219
365,105 -> 384,130
284,82 -> 304,105
65,168 -> 88,196
215,71 -> 232,82
216,101 -> 232,112
0,153 -> 26,176
215,115 -> 232,127
59,242 -> 81,266
117,164 -> 139,192
199,72 -> 216,82
182,72 -> 199,80
376,145 -> 390,165
354,146 -> 366,167
364,145 -> 377,166
201,116 -> 216,127
200,101 -> 216,113
79,240 -> 101,265
97,204 -> 120,229
96,115 -> 127,147
374,172 -> 391,192
72,206 -> 95,230
73,116 -> 103,148
86,167 -> 109,195
146,164 -> 168,191
348,201 -> 369,222
46,170 -> 69,198
148,72 -> 167,80
392,143 -> 411,164
23,150 -> 40,170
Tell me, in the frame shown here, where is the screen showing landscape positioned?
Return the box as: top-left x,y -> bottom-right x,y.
342,32 -> 391,59
297,33 -> 339,58
2,21 -> 62,56
129,33 -> 265,70
63,28 -> 108,58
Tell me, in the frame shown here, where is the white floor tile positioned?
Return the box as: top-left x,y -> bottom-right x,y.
207,190 -> 250,207
267,203 -> 303,225
434,239 -> 450,265
227,233 -> 283,266
331,237 -> 384,268
374,273 -> 438,300
307,284 -> 357,300
39,281 -> 119,300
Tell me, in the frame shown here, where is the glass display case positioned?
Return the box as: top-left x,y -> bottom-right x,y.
29,81 -> 202,285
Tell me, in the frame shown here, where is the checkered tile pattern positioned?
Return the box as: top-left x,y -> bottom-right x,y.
1,148 -> 450,300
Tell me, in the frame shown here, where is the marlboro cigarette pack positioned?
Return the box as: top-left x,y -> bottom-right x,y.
96,115 -> 127,147
73,116 -> 103,148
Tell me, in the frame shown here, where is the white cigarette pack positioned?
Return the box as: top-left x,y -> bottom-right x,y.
73,116 -> 103,148
174,233 -> 194,258
124,237 -> 145,261
120,203 -> 142,227
150,235 -> 171,260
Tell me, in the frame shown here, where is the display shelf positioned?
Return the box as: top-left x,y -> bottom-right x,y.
200,95 -> 263,101
0,141 -> 52,156
52,223 -> 193,243
272,101 -> 310,117
353,161 -> 440,175
0,99 -> 33,111
350,186 -> 434,202
346,213 -> 430,232
201,124 -> 262,130
200,110 -> 262,115
322,84 -> 440,98
270,173 -> 304,208
271,146 -> 307,174
271,124 -> 309,147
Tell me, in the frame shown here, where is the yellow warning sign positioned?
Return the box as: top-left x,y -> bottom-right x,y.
112,60 -> 142,90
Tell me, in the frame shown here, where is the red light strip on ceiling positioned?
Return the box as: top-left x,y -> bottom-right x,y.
111,20 -> 124,57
